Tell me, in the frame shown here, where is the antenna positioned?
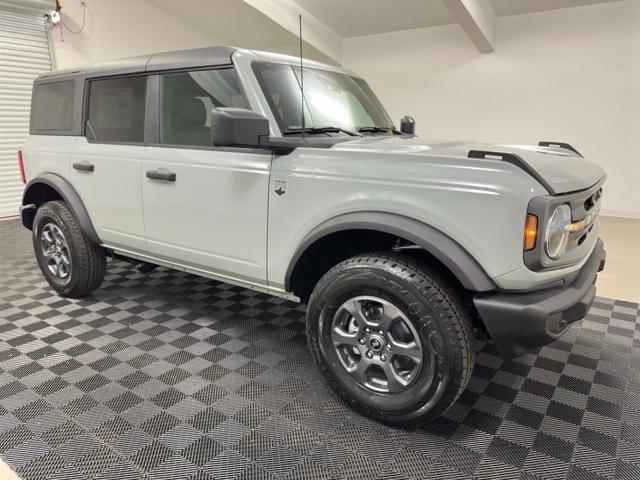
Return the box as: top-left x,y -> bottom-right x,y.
299,14 -> 305,138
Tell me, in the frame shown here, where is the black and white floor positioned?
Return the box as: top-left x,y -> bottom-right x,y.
0,218 -> 639,480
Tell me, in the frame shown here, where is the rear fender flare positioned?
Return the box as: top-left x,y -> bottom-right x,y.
21,173 -> 101,244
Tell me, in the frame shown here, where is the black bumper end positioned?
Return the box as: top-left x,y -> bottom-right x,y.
474,238 -> 606,359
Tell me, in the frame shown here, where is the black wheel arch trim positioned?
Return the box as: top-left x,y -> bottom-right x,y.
21,173 -> 101,244
285,211 -> 496,293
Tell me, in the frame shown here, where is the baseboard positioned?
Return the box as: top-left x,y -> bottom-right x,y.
600,210 -> 640,220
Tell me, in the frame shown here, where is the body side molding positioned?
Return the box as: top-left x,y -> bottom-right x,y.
21,173 -> 101,244
285,212 -> 496,293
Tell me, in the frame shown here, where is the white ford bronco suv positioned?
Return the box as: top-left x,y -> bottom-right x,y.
20,46 -> 606,424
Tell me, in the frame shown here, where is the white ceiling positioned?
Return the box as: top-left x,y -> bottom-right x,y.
144,0 -> 624,63
295,0 -> 455,38
147,0 -> 336,64
489,0 -> 621,17
148,0 -> 295,48
294,0 -> 623,38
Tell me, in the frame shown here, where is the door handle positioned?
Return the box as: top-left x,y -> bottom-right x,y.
146,169 -> 176,182
73,161 -> 94,172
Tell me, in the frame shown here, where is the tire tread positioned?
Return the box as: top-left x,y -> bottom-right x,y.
306,252 -> 475,424
34,200 -> 106,298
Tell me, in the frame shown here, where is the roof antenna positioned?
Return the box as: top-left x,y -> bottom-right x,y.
299,14 -> 305,139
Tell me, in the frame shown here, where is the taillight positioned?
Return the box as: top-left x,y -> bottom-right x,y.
17,149 -> 26,184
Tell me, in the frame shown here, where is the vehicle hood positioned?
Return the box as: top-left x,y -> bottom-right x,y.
331,136 -> 605,194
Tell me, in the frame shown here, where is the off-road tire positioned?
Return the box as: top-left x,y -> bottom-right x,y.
33,200 -> 106,298
306,252 -> 475,424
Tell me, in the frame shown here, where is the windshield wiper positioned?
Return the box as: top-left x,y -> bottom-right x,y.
357,126 -> 401,135
283,126 -> 362,137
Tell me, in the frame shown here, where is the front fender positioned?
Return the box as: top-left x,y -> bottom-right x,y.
285,211 -> 496,292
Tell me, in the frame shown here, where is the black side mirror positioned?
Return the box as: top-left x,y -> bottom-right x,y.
211,108 -> 270,148
400,116 -> 415,135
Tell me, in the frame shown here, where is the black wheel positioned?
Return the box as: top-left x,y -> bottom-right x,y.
33,200 -> 106,298
306,253 -> 475,424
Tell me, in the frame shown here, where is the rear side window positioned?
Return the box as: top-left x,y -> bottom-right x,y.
159,68 -> 247,146
31,80 -> 74,131
87,76 -> 146,143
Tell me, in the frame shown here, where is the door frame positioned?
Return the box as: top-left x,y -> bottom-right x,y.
138,66 -> 275,284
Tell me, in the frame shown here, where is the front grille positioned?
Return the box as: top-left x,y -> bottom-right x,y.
566,185 -> 602,253
584,187 -> 603,212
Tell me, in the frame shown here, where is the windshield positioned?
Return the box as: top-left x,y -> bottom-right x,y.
252,61 -> 393,133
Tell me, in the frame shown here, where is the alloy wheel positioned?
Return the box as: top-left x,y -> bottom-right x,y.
40,222 -> 71,283
330,296 -> 430,393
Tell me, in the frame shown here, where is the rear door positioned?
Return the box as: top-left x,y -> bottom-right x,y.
69,75 -> 147,251
141,68 -> 271,285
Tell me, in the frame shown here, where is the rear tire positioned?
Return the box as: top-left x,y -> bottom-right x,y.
306,252 -> 475,424
33,200 -> 106,298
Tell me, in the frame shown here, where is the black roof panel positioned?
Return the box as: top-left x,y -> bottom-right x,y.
86,53 -> 153,78
85,46 -> 236,78
146,46 -> 235,73
35,46 -> 237,83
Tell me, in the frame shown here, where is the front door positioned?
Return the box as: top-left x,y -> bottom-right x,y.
69,75 -> 147,251
141,68 -> 271,285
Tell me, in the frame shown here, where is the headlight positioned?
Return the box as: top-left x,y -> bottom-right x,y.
545,204 -> 571,259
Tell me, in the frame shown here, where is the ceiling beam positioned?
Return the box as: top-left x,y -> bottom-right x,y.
443,0 -> 496,53
242,0 -> 343,64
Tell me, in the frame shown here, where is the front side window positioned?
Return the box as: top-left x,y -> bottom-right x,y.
32,80 -> 74,131
87,76 -> 146,143
252,62 -> 393,134
159,68 -> 247,146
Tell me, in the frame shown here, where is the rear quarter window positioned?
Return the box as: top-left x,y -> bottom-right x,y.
87,76 -> 146,143
31,80 -> 74,131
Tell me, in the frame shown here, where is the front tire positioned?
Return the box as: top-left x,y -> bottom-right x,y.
306,253 -> 475,424
33,200 -> 106,298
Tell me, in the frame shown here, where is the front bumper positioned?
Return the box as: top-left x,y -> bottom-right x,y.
474,238 -> 606,358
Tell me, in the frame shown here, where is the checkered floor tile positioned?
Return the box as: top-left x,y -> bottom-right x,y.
0,218 -> 639,479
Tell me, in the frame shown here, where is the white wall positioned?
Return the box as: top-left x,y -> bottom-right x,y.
48,0 -> 339,69
48,0 -> 220,69
343,0 -> 640,218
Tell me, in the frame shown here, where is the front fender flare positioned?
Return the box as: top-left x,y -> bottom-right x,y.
21,173 -> 101,244
285,212 -> 496,293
